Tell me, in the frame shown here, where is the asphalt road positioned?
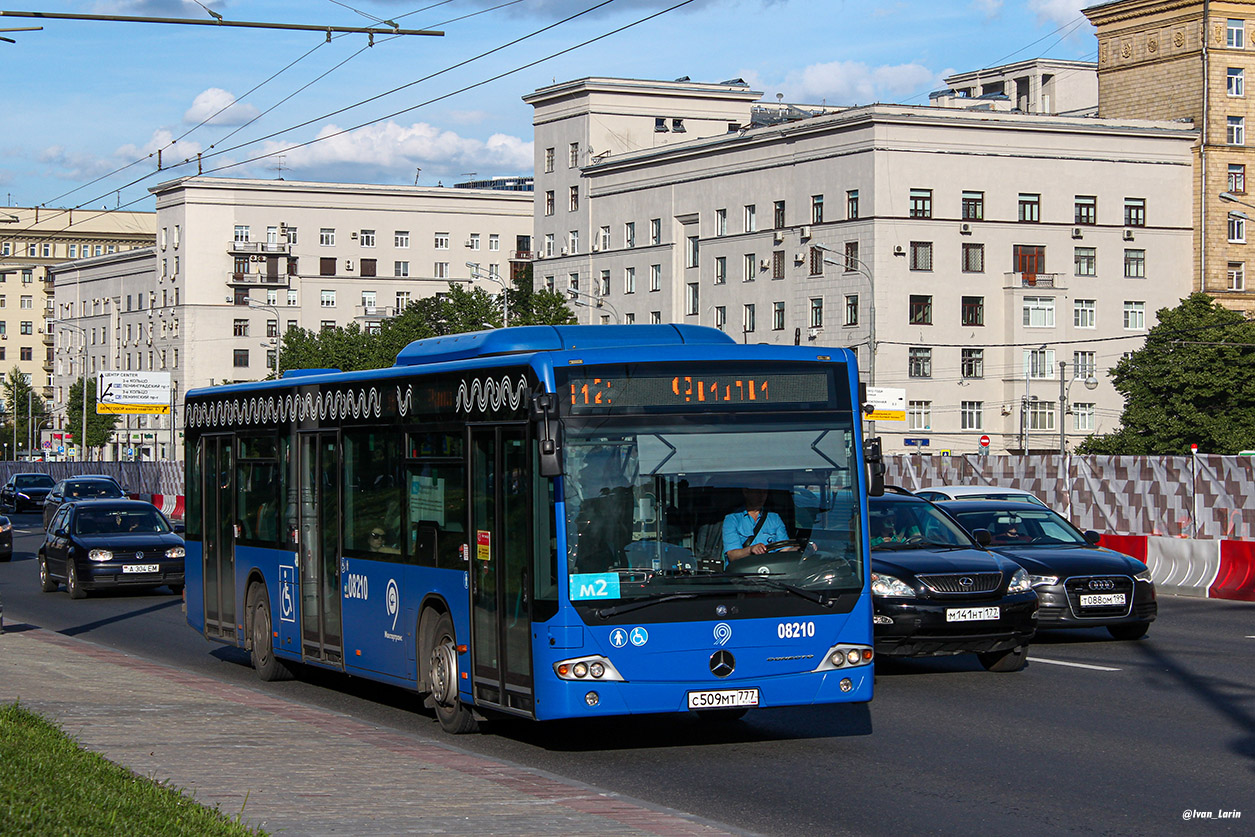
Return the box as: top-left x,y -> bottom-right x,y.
3,512 -> 1253,836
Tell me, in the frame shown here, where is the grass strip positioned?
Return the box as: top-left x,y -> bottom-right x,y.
0,702 -> 264,836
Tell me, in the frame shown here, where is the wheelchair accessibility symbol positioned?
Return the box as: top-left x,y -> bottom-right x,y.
610,628 -> 629,648
629,627 -> 649,647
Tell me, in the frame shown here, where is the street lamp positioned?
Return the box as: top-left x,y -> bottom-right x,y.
53,321 -> 89,461
1057,361 -> 1100,455
813,244 -> 877,387
246,300 -> 281,378
467,262 -> 509,327
566,288 -> 621,323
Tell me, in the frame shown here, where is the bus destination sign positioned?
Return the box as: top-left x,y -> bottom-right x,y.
565,369 -> 832,413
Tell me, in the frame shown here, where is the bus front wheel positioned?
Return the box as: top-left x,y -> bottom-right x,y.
249,584 -> 294,682
427,611 -> 477,734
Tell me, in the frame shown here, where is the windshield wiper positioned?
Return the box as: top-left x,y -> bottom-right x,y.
595,593 -> 700,618
729,575 -> 836,608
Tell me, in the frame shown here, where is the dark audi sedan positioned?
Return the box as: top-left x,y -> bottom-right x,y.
940,500 -> 1157,640
868,492 -> 1038,671
42,476 -> 127,530
38,500 -> 185,599
2,473 -> 55,512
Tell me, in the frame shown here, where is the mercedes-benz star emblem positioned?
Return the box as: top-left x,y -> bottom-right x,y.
959,576 -> 974,588
710,650 -> 735,678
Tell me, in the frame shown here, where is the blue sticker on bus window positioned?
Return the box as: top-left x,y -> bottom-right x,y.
569,572 -> 621,600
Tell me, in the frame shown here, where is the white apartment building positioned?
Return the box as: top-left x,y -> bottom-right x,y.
51,177 -> 533,460
932,58 -> 1098,115
526,77 -> 1196,454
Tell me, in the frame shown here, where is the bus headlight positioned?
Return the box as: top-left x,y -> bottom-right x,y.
554,655 -> 625,682
813,644 -> 873,672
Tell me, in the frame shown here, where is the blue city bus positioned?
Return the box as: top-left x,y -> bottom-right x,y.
183,325 -> 880,733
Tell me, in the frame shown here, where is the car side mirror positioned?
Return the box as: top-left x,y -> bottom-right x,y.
972,528 -> 993,547
54,528 -> 68,538
1083,530 -> 1101,545
172,522 -> 186,534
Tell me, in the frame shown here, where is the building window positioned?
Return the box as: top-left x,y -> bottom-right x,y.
543,234 -> 554,257
909,294 -> 933,325
1229,261 -> 1247,291
1025,347 -> 1055,379
1073,402 -> 1095,432
687,236 -> 700,268
744,205 -> 757,233
961,190 -> 984,221
267,319 -> 279,338
394,230 -> 409,248
908,347 -> 932,378
809,297 -> 824,329
962,242 -> 985,273
1124,301 -> 1146,330
19,295 -> 31,309
714,306 -> 726,330
568,230 -> 579,254
909,241 -> 933,271
650,218 -> 661,245
1018,193 -> 1041,223
811,195 -> 824,224
1230,67 -> 1246,97
544,191 -> 554,216
774,200 -> 786,229
394,261 -> 409,277
598,226 -> 610,251
624,266 -> 636,293
234,225 -> 250,243
1230,116 -> 1246,145
961,348 -> 984,379
714,256 -> 727,285
743,253 -> 756,282
1228,18 -> 1245,48
845,295 -> 859,326
1231,213 -> 1248,243
909,188 -> 932,219
772,250 -> 785,280
844,241 -> 859,272
1074,247 -> 1097,276
907,401 -> 931,431
320,290 -> 336,308
625,222 -> 636,248
1014,244 -> 1046,274
650,264 -> 662,292
568,273 -> 579,293
287,290 -> 298,306
319,228 -> 335,246
360,258 -> 376,277
687,283 -> 700,316
650,311 -> 662,325
715,208 -> 727,236
597,270 -> 610,297
743,303 -> 756,333
1124,198 -> 1146,227
569,185 -> 579,212
569,141 -> 579,168
805,246 -> 820,276
1073,351 -> 1097,380
1027,401 -> 1056,431
544,146 -> 554,172
489,234 -> 499,251
360,229 -> 375,247
434,233 -> 449,250
319,257 -> 336,277
233,318 -> 248,337
1229,164 -> 1247,195
774,301 -> 786,331
1075,195 -> 1097,225
1124,249 -> 1147,278
20,321 -> 32,335
847,190 -> 859,220
961,296 -> 984,326
228,348 -> 250,370
960,401 -> 983,431
1023,296 -> 1055,328
1074,299 -> 1097,328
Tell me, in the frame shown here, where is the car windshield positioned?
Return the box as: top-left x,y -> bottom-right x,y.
867,498 -> 974,551
562,415 -> 864,607
15,475 -> 54,488
74,508 -> 170,536
65,482 -> 124,499
948,507 -> 1088,546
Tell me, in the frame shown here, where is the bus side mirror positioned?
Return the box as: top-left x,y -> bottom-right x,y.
530,392 -> 564,477
864,437 -> 885,497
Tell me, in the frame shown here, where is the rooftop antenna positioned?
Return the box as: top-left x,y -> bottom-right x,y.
273,154 -> 286,180
413,166 -> 421,185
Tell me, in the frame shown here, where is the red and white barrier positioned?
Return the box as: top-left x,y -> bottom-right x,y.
135,493 -> 185,522
1099,534 -> 1254,602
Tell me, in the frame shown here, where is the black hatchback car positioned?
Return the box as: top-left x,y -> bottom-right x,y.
38,499 -> 185,599
2,473 -> 55,512
867,492 -> 1038,671
940,500 -> 1157,640
42,476 -> 127,530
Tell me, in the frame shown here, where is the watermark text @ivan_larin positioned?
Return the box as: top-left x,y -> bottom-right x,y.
1182,810 -> 1241,821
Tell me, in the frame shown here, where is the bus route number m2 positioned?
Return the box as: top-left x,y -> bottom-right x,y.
778,621 -> 816,639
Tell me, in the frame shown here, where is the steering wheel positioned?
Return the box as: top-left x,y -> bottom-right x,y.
764,538 -> 806,553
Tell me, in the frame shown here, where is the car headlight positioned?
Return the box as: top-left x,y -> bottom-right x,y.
0,521 -> 10,532
165,546 -> 185,559
1029,574 -> 1058,588
1134,568 -> 1153,583
553,655 -> 625,682
870,572 -> 915,598
88,549 -> 113,562
1006,567 -> 1033,593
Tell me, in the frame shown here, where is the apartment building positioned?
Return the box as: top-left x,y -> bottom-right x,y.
50,177 -> 533,460
1086,0 -> 1255,314
932,58 -> 1098,114
0,208 -> 155,414
526,77 -> 1196,454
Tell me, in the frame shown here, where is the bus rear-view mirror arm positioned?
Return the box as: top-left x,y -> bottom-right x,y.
531,391 -> 564,477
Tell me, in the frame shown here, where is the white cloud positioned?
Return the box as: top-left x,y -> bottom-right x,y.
38,129 -> 205,184
971,0 -> 1003,18
446,110 -> 493,126
1028,0 -> 1088,28
762,60 -> 943,106
184,88 -> 260,127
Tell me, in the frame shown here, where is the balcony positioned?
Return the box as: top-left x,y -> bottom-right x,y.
1005,272 -> 1062,289
228,272 -> 292,288
510,250 -> 534,261
354,305 -> 399,321
227,241 -> 291,255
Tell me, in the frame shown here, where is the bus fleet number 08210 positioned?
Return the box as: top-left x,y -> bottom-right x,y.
778,621 -> 816,639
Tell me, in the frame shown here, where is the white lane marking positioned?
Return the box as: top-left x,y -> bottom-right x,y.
1028,657 -> 1121,672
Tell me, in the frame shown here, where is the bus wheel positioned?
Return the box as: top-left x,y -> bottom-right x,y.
249,584 -> 293,682
427,611 -> 477,734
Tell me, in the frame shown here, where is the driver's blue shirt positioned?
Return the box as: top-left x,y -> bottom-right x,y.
722,509 -> 789,560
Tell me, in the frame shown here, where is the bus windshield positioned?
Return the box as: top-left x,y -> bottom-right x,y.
562,415 -> 864,607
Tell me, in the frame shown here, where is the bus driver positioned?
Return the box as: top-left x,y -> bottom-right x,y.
722,485 -> 797,566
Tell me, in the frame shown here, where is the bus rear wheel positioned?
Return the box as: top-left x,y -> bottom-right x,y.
427,611 -> 477,734
249,584 -> 293,682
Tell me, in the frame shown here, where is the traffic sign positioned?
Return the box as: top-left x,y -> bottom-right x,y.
903,438 -> 930,447
41,441 -> 51,449
980,434 -> 991,448
1190,443 -> 1199,454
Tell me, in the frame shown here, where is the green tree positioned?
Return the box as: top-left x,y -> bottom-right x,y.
507,271 -> 578,327
1,367 -> 49,457
1077,293 -> 1255,455
66,377 -> 121,453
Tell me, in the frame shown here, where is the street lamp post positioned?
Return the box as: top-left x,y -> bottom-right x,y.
814,244 -> 877,386
246,300 -> 282,378
53,321 -> 89,461
467,262 -> 508,327
1057,360 -> 1100,455
566,289 -> 621,323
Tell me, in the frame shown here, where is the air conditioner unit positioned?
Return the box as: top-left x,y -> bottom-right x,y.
773,232 -> 784,244
760,259 -> 770,270
808,327 -> 821,340
465,240 -> 474,248
800,226 -> 812,239
959,223 -> 972,235
536,252 -> 545,260
561,247 -> 569,256
1123,229 -> 1135,241
794,252 -> 806,264
1072,227 -> 1083,239
592,242 -> 601,252
350,232 -> 358,240
894,245 -> 905,255
345,260 -> 354,271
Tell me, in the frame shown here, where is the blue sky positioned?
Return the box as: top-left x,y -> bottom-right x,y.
0,0 -> 1095,212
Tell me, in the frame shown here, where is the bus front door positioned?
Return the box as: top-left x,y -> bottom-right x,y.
202,435 -> 236,640
299,432 -> 343,664
469,427 -> 535,716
